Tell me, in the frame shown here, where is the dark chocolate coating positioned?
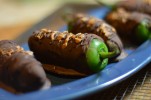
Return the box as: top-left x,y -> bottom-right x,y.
0,40 -> 19,65
105,8 -> 151,44
67,13 -> 127,61
2,52 -> 50,92
0,40 -> 51,92
117,0 -> 151,15
28,29 -> 104,74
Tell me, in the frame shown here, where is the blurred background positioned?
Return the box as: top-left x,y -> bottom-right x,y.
2,1 -> 151,100
0,0 -> 96,40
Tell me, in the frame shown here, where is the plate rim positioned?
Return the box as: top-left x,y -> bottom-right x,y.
1,4 -> 151,100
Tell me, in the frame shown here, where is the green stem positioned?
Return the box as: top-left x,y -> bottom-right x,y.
86,39 -> 118,72
99,51 -> 116,59
106,40 -> 120,58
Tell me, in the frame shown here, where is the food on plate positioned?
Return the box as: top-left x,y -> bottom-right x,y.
105,8 -> 151,44
96,0 -> 151,15
116,0 -> 151,15
0,40 -> 51,92
64,13 -> 127,61
28,29 -> 116,75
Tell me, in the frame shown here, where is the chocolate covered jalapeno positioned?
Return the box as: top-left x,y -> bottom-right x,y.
96,0 -> 151,15
28,29 -> 116,75
64,13 -> 127,61
105,8 -> 151,44
0,40 -> 51,92
117,0 -> 151,15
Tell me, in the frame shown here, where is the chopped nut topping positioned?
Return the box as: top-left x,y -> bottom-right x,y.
81,17 -> 88,22
41,28 -> 48,33
71,35 -> 75,39
35,29 -> 52,39
25,51 -> 33,55
76,33 -> 85,39
62,42 -> 67,49
0,47 -> 21,56
88,18 -> 95,25
56,33 -> 66,41
96,27 -> 101,33
111,27 -> 116,32
47,29 -> 52,32
74,38 -> 82,43
100,24 -> 113,37
36,32 -> 43,39
50,32 -> 55,41
16,46 -> 24,52
62,33 -> 73,49
72,33 -> 85,43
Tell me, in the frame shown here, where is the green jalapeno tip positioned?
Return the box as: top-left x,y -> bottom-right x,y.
86,39 -> 116,72
136,20 -> 151,42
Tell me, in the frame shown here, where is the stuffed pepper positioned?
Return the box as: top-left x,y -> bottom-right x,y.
96,0 -> 151,15
117,0 -> 151,15
28,29 -> 116,75
64,13 -> 127,61
0,40 -> 50,92
105,8 -> 151,44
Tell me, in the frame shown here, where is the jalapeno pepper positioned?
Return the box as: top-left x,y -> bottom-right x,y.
96,0 -> 151,15
86,39 -> 117,72
136,20 -> 151,42
105,8 -> 151,44
63,13 -> 127,61
116,0 -> 151,15
28,29 -> 116,75
0,40 -> 51,92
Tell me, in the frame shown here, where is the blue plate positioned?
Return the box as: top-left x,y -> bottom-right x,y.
1,7 -> 151,100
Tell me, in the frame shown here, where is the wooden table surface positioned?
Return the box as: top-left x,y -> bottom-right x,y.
0,0 -> 94,40
0,0 -> 60,40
